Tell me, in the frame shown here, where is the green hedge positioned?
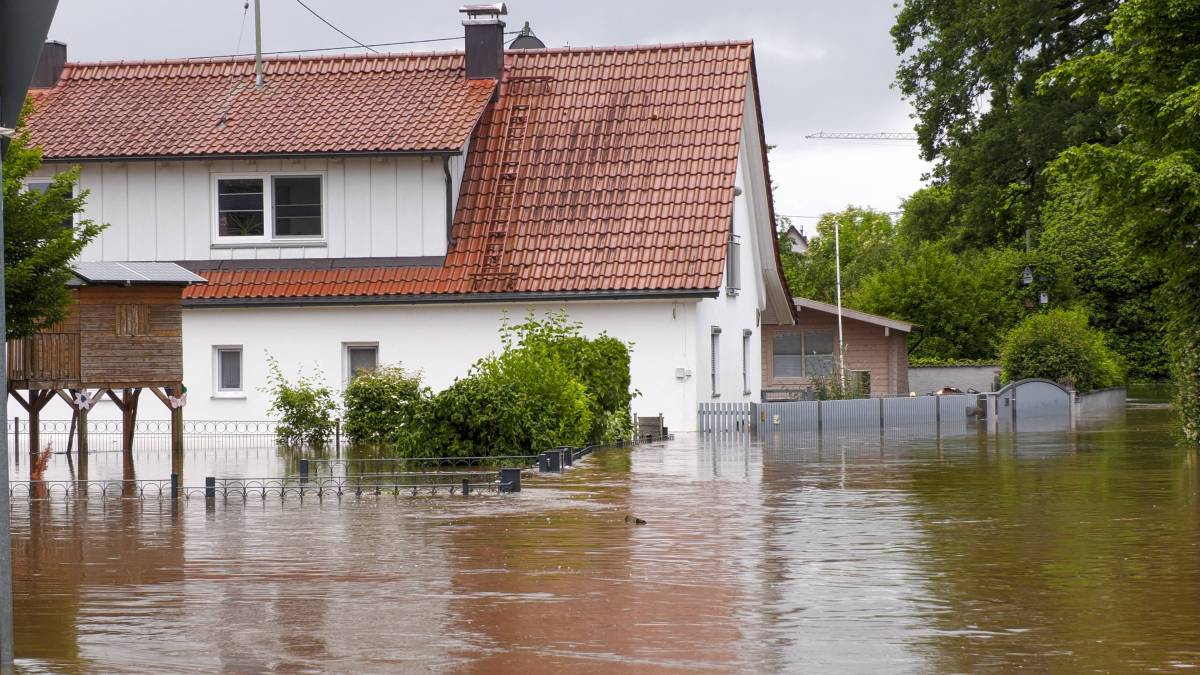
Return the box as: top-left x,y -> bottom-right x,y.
341,365 -> 427,445
999,308 -> 1125,392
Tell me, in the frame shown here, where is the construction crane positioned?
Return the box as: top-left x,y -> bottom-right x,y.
805,131 -> 918,140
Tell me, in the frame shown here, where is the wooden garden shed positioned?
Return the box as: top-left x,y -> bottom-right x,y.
6,262 -> 206,464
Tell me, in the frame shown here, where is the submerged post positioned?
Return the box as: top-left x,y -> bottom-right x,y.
170,473 -> 178,500
499,467 -> 521,493
461,478 -> 470,497
299,458 -> 309,483
205,476 -> 215,501
561,446 -> 573,467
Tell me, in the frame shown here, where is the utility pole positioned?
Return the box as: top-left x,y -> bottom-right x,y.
1,1 -> 61,664
834,218 -> 846,388
254,0 -> 265,90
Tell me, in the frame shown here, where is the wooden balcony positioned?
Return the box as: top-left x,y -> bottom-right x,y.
7,333 -> 81,388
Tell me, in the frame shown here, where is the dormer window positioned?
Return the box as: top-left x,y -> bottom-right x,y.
214,173 -> 324,244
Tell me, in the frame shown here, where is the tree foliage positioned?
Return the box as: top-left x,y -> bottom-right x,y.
3,104 -> 105,339
780,207 -> 896,302
1041,0 -> 1200,439
1000,308 -> 1124,392
892,0 -> 1118,248
263,356 -> 338,448
341,365 -> 428,445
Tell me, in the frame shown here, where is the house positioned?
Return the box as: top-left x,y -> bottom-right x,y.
782,224 -> 808,253
762,297 -> 913,399
19,6 -> 795,432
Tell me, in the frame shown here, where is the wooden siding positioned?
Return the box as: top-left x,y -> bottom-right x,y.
39,156 -> 454,263
762,311 -> 910,397
7,285 -> 186,389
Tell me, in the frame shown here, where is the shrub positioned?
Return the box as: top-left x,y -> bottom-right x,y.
263,355 -> 338,447
999,308 -> 1125,392
341,365 -> 428,445
404,342 -> 593,458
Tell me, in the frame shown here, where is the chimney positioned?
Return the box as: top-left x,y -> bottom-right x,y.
460,3 -> 506,80
30,41 -> 67,88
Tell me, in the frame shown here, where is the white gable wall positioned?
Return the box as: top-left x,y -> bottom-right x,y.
40,155 -> 459,262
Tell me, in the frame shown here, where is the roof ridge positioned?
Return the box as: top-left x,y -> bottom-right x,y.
59,40 -> 754,74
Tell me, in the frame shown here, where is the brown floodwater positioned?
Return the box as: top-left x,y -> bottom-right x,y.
8,388 -> 1200,673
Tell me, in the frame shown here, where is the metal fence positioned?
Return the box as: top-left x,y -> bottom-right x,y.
7,418 -> 282,454
728,394 -> 978,437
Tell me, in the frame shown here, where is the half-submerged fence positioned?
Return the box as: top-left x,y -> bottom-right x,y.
699,395 -> 977,436
8,418 -> 282,454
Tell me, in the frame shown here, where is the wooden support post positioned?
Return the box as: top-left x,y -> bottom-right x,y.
154,386 -> 185,482
120,388 -> 142,454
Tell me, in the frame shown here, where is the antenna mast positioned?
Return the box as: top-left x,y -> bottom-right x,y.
254,0 -> 265,90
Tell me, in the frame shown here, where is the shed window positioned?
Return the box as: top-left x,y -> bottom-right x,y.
345,344 -> 378,382
772,333 -> 803,378
216,347 -> 243,392
114,304 -> 149,337
804,330 -> 835,377
215,173 -> 324,242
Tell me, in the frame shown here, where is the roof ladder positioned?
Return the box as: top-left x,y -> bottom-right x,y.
471,101 -> 530,291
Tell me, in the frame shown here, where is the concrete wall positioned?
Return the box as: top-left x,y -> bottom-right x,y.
908,365 -> 1000,394
33,155 -> 456,262
1075,387 -> 1126,417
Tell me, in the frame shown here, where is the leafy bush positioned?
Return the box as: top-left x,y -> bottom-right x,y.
811,373 -> 870,400
341,365 -> 428,445
999,308 -> 1125,392
405,338 -> 593,458
263,355 -> 338,447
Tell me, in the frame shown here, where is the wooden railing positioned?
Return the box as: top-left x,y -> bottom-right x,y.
7,333 -> 81,383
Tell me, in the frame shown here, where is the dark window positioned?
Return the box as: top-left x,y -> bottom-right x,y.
25,180 -> 73,228
710,327 -> 721,396
273,176 -> 322,237
804,330 -> 835,377
742,329 -> 752,394
726,234 -> 741,295
347,345 -> 378,380
217,178 -> 265,237
217,348 -> 243,391
772,333 -> 803,378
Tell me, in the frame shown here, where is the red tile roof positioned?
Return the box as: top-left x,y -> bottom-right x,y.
25,53 -> 495,158
31,42 -> 766,300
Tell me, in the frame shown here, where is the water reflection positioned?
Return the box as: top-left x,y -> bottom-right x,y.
8,392 -> 1200,673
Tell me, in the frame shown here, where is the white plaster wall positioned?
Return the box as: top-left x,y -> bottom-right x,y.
694,126 -> 768,404
36,155 -> 459,262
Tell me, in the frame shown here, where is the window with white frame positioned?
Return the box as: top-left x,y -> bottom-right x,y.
344,343 -> 379,383
24,178 -> 73,228
214,346 -> 243,393
771,330 -> 835,379
215,173 -> 323,243
742,329 -> 752,395
710,327 -> 721,397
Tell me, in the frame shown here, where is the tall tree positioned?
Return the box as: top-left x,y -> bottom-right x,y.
1043,0 -> 1200,441
892,0 -> 1118,247
3,105 -> 103,339
779,207 -> 896,303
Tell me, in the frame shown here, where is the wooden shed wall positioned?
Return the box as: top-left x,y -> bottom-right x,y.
77,285 -> 184,387
762,312 -> 910,397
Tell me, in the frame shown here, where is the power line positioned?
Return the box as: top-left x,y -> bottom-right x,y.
187,31 -> 521,61
293,0 -> 378,53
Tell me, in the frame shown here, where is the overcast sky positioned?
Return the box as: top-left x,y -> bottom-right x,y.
47,0 -> 931,235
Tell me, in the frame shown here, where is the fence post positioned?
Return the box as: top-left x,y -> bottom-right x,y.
816,400 -> 823,434
170,473 -> 178,501
11,417 -> 17,460
935,394 -> 942,436
538,453 -> 550,472
561,446 -> 573,467
205,476 -> 215,501
335,420 -> 341,451
299,458 -> 309,483
501,468 -> 521,493
461,478 -> 470,497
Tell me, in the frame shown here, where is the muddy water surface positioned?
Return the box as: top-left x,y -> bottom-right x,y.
9,390 -> 1200,673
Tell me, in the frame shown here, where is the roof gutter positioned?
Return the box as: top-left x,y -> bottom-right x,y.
38,149 -> 463,163
183,288 -> 719,309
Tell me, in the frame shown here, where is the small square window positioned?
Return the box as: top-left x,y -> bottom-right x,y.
25,179 -> 74,228
217,178 -> 265,237
215,347 -> 243,392
273,176 -> 323,237
345,344 -> 378,382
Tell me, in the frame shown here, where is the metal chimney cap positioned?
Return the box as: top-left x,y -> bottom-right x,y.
459,3 -> 507,17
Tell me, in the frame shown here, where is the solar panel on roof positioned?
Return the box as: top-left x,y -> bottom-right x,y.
71,262 -> 207,285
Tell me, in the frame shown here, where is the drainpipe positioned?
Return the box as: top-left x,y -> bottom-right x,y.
443,156 -> 454,247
